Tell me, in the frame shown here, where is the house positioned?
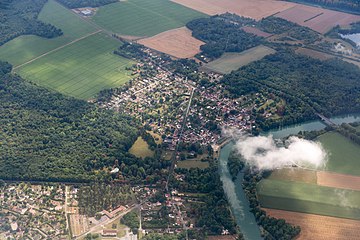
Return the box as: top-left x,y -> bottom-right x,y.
102,229 -> 117,237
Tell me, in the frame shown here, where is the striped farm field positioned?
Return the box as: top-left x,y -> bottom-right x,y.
0,0 -> 97,66
92,0 -> 207,37
257,179 -> 360,220
15,33 -> 135,100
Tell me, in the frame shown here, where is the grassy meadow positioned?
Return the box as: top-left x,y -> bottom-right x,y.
16,33 -> 135,99
257,179 -> 360,220
317,131 -> 360,176
0,0 -> 97,66
202,45 -> 276,74
92,0 -> 207,37
129,137 -> 155,159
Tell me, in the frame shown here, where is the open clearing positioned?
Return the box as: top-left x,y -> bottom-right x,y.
0,0 -> 97,66
264,208 -> 360,240
15,33 -> 135,99
257,179 -> 360,220
317,131 -> 360,176
138,27 -> 204,58
296,48 -> 334,60
92,0 -> 207,37
129,137 -> 154,159
202,45 -> 276,74
242,26 -> 273,38
177,160 -> 209,169
171,0 -> 296,20
275,4 -> 360,34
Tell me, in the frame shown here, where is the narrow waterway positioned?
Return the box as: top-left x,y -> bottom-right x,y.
218,142 -> 262,240
219,113 -> 360,239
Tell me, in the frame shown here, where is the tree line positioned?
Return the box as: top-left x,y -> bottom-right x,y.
0,0 -> 62,46
57,0 -> 117,8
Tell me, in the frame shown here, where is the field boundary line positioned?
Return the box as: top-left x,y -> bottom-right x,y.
13,30 -> 102,71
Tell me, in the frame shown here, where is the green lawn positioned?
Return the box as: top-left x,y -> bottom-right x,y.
317,131 -> 360,176
92,0 -> 207,37
16,33 -> 135,99
129,136 -> 154,159
0,0 -> 97,66
202,45 -> 276,74
257,179 -> 360,220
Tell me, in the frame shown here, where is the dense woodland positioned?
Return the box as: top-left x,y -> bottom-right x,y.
287,0 -> 360,14
56,0 -> 117,8
187,14 -> 263,60
221,50 -> 360,130
0,61 -> 142,182
172,167 -> 238,236
0,0 -> 62,46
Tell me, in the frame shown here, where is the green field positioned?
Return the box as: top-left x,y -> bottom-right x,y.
0,0 -> 97,66
317,131 -> 360,176
92,0 -> 207,37
257,179 -> 360,220
16,33 -> 135,99
129,137 -> 154,159
202,45 -> 276,74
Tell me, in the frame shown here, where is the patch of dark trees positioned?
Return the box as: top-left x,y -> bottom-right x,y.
57,0 -> 117,8
220,50 -> 360,131
0,0 -> 62,46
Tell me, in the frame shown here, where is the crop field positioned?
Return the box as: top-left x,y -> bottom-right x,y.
0,0 -> 97,66
264,208 -> 360,240
202,45 -> 276,74
296,48 -> 333,60
317,131 -> 360,176
171,0 -> 296,20
267,168 -> 317,184
257,179 -> 360,220
275,5 -> 360,34
15,33 -> 135,99
92,0 -> 207,37
138,27 -> 204,58
177,160 -> 209,169
317,171 -> 360,191
129,137 -> 154,159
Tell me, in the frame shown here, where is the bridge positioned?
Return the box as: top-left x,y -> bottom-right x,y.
316,113 -> 337,127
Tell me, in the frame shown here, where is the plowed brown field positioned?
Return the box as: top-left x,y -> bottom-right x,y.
138,27 -> 204,58
275,5 -> 360,33
317,171 -> 360,191
265,208 -> 360,240
171,0 -> 296,20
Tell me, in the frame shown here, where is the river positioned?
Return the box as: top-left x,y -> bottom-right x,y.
219,113 -> 360,239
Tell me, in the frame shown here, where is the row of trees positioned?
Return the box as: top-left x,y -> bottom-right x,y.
289,0 -> 360,14
0,0 -> 62,46
337,122 -> 360,145
57,0 -> 117,8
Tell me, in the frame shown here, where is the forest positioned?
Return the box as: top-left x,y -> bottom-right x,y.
0,61 -> 142,182
0,0 -> 62,46
186,14 -> 263,60
221,50 -> 360,130
57,0 -> 117,8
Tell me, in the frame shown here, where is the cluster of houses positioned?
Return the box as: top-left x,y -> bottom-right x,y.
0,183 -> 67,239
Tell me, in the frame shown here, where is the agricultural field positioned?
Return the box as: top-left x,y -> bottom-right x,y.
317,171 -> 360,191
257,179 -> 360,220
0,0 -> 97,66
317,131 -> 360,176
275,5 -> 360,34
15,33 -> 135,99
267,168 -> 317,184
177,160 -> 209,169
295,48 -> 333,60
202,45 -> 276,74
129,137 -> 154,159
264,208 -> 360,240
171,0 -> 296,20
92,0 -> 207,37
138,27 -> 204,58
